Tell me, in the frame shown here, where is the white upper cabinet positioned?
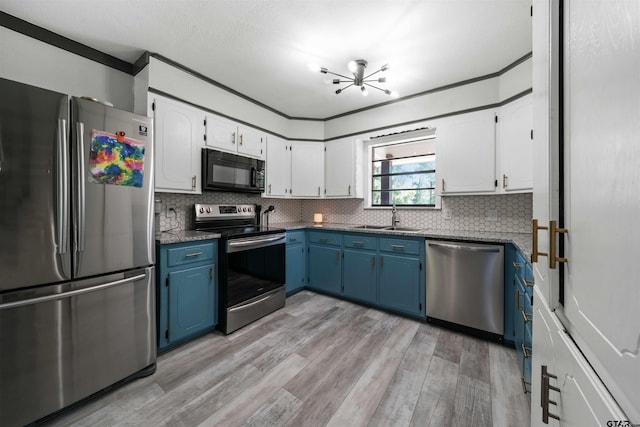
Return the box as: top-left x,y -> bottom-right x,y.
153,95 -> 204,194
324,138 -> 362,198
264,136 -> 291,197
290,141 -> 324,197
497,94 -> 533,192
438,109 -> 496,194
205,114 -> 265,159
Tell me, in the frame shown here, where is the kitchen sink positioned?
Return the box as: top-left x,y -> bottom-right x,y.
350,225 -> 423,233
350,224 -> 390,230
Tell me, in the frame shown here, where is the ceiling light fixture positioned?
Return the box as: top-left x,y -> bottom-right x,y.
308,59 -> 399,97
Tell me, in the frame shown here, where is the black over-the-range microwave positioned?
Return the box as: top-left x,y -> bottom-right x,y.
202,148 -> 265,193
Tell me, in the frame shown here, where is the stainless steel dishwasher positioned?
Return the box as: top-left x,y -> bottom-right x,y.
425,240 -> 504,338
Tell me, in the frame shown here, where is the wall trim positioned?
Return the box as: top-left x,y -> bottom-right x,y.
324,88 -> 533,142
2,13 -> 532,125
0,11 -> 132,75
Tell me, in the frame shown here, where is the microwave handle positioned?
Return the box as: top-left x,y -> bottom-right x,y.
251,166 -> 257,187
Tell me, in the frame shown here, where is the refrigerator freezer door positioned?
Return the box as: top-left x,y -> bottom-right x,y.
0,78 -> 71,291
72,98 -> 154,278
0,267 -> 156,427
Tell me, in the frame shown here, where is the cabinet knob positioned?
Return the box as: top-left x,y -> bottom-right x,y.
232,132 -> 236,144
503,174 -> 508,189
240,134 -> 243,145
192,175 -> 196,190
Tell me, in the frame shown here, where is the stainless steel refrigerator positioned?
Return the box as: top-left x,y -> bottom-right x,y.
0,78 -> 156,427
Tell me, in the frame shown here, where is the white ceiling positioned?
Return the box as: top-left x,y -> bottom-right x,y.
0,0 -> 532,119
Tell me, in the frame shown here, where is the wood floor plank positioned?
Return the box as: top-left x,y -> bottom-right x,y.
325,344 -> 404,427
409,355 -> 460,427
433,326 -> 464,364
198,353 -> 308,426
242,389 -> 302,427
452,374 -> 493,427
369,326 -> 440,427
459,335 -> 492,384
282,317 -> 397,427
489,342 -> 530,426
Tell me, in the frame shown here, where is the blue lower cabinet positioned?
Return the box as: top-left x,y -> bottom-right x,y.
286,243 -> 305,294
157,239 -> 217,352
308,244 -> 341,295
378,254 -> 422,317
168,265 -> 216,342
514,276 -> 526,373
342,249 -> 377,304
504,244 -> 517,343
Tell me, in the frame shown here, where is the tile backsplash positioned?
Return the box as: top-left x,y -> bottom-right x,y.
301,193 -> 532,233
157,191 -> 532,234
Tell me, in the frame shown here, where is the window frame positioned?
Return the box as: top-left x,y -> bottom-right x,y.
364,132 -> 441,210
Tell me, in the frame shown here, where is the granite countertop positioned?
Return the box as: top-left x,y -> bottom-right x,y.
156,229 -> 221,245
272,222 -> 533,260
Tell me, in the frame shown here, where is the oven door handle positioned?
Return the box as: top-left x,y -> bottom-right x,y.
227,233 -> 286,253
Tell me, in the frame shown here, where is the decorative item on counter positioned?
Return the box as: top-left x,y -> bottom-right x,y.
314,213 -> 323,224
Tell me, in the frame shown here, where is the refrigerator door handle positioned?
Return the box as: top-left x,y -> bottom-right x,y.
0,273 -> 146,310
76,122 -> 86,254
57,119 -> 69,255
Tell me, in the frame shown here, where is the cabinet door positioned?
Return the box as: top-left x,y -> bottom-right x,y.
265,136 -> 291,197
324,139 -> 354,197
290,141 -> 324,197
286,243 -> 305,293
342,249 -> 377,304
531,288 -> 627,426
238,126 -> 265,159
168,264 -> 215,342
205,114 -> 238,153
378,254 -> 421,316
439,109 -> 496,194
307,245 -> 341,295
498,94 -> 533,192
154,97 -> 204,193
503,244 -> 517,343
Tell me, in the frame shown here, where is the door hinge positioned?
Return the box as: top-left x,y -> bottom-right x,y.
324,147 -> 326,152
419,303 -> 422,311
204,118 -> 207,126
531,129 -> 534,139
165,330 -> 169,339
165,277 -> 169,287
495,115 -> 499,123
204,134 -> 207,141
495,179 -> 498,187
530,5 -> 533,16
152,102 -> 155,111
419,262 -> 422,271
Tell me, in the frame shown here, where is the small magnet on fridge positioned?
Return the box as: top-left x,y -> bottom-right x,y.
116,130 -> 126,142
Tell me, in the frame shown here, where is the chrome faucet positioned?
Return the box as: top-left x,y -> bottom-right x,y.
391,202 -> 400,228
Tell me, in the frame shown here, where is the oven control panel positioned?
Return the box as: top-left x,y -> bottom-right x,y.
195,204 -> 254,219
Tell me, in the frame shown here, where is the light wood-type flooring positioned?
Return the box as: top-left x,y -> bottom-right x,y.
44,291 -> 530,427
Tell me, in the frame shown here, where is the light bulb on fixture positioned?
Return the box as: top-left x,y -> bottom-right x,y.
310,58 -> 398,97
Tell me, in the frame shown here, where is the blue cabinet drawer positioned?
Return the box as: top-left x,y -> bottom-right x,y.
308,231 -> 341,246
380,237 -> 420,255
513,251 -> 526,277
343,234 -> 377,251
167,243 -> 215,267
286,230 -> 306,245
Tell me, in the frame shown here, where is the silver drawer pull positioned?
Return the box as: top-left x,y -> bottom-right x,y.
353,241 -> 364,245
522,310 -> 532,323
521,377 -> 531,394
319,237 -> 329,242
521,276 -> 534,287
289,238 -> 297,242
513,261 -> 522,268
391,244 -> 405,249
522,344 -> 532,359
185,252 -> 204,257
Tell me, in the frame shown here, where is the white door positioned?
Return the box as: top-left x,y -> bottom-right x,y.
154,96 -> 203,193
264,136 -> 291,197
205,114 -> 238,154
559,0 -> 640,420
324,139 -> 354,197
237,126 -> 265,159
439,109 -> 496,194
290,141 -> 324,197
499,94 -> 533,192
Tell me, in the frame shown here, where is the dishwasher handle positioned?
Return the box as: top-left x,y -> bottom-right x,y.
427,242 -> 501,253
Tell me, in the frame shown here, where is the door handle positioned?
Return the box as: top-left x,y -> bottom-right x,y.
232,132 -> 236,144
56,118 -> 69,255
503,174 -> 508,189
532,219 -> 549,263
549,220 -> 568,269
239,134 -> 243,145
76,122 -> 86,254
541,365 -> 560,423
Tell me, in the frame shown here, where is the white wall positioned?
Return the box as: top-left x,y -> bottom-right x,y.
146,57 -> 324,140
498,58 -> 532,101
0,27 -> 134,111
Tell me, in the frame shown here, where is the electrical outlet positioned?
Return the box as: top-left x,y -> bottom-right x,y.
486,209 -> 498,222
165,205 -> 177,217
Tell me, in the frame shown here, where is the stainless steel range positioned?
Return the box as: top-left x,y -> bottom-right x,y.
194,204 -> 286,334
